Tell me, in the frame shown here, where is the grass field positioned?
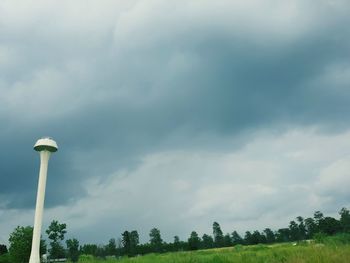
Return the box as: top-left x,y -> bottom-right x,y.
76,235 -> 350,263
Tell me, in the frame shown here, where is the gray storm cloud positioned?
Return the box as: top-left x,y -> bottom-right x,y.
1,0 -> 350,244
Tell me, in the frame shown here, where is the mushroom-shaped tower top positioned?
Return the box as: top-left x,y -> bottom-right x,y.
34,137 -> 58,152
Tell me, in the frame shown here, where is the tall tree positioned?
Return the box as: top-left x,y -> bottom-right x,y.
173,236 -> 181,251
201,234 -> 214,249
80,244 -> 98,256
263,228 -> 275,244
188,231 -> 201,250
46,220 -> 67,259
231,231 -> 244,245
296,216 -> 307,240
95,245 -> 106,258
251,230 -> 265,244
304,218 -> 317,238
213,222 -> 224,247
121,231 -> 131,256
244,231 -> 253,245
8,226 -> 46,263
224,233 -> 233,247
289,220 -> 300,241
174,236 -> 180,244
129,231 -> 139,256
339,207 -> 350,232
275,228 -> 290,243
149,228 -> 163,253
314,211 -> 324,232
105,238 -> 117,256
0,245 -> 7,255
318,217 -> 341,235
66,238 -> 79,262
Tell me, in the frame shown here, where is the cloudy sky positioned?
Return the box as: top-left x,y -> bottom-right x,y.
1,0 -> 350,245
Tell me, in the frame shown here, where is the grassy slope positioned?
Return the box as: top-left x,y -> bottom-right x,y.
77,242 -> 350,263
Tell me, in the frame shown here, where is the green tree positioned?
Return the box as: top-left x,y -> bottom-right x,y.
251,230 -> 265,244
201,234 -> 214,249
319,217 -> 341,235
0,245 -> 7,255
46,220 -> 67,259
95,245 -> 106,258
244,231 -> 253,245
289,220 -> 300,241
122,230 -> 139,256
173,236 -> 181,251
296,216 -> 307,240
105,238 -> 117,256
8,226 -> 46,263
121,231 -> 131,256
223,233 -> 232,247
231,231 -> 243,245
275,228 -> 290,243
149,228 -> 163,253
314,211 -> 324,232
66,238 -> 79,262
339,207 -> 350,232
263,228 -> 275,244
174,236 -> 180,244
304,217 -> 317,238
188,231 -> 200,250
130,231 -> 139,256
0,245 -> 8,263
80,244 -> 98,256
213,222 -> 224,247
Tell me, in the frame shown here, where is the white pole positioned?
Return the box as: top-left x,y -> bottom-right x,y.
29,150 -> 51,263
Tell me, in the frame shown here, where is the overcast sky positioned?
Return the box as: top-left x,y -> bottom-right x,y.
1,0 -> 350,245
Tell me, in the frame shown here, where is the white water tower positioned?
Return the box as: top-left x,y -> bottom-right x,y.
29,137 -> 58,263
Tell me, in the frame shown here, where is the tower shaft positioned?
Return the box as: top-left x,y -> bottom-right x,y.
29,150 -> 51,263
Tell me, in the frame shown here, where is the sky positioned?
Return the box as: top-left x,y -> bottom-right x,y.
1,0 -> 350,246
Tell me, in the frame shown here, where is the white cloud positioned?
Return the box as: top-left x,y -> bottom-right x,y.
317,157 -> 350,199
1,128 -> 350,244
2,127 -> 349,244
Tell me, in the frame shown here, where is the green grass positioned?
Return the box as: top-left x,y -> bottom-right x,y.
75,240 -> 350,263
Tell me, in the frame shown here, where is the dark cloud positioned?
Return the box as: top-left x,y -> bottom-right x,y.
1,0 -> 350,244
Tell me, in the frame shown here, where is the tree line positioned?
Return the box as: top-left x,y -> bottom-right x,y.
1,207 -> 350,262
0,220 -> 78,263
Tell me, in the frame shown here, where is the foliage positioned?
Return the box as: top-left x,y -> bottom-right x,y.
314,232 -> 328,243
66,238 -> 80,262
339,208 -> 350,232
0,245 -> 7,256
231,231 -> 244,245
122,230 -> 139,256
149,228 -> 163,253
212,222 -> 224,247
276,228 -> 290,242
187,231 -> 200,250
46,220 -> 67,242
0,253 -> 10,263
80,244 -> 98,256
105,238 -> 117,256
201,234 -> 214,249
305,217 -> 317,238
46,220 -> 67,259
263,228 -> 275,244
316,233 -> 350,245
71,241 -> 350,263
173,236 -> 181,251
319,217 -> 342,235
8,226 -> 46,263
5,207 -> 350,261
223,233 -> 232,247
